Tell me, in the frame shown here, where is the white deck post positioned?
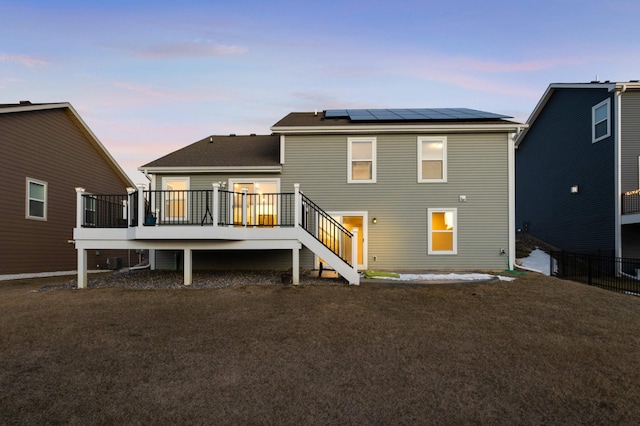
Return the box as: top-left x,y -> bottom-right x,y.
292,247 -> 300,285
212,183 -> 219,228
137,184 -> 145,226
184,248 -> 192,286
77,248 -> 87,289
75,187 -> 85,229
242,187 -> 248,226
126,187 -> 136,226
294,183 -> 300,228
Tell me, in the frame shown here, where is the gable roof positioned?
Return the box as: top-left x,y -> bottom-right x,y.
0,101 -> 135,188
514,81 -> 640,148
272,108 -> 523,134
140,134 -> 281,172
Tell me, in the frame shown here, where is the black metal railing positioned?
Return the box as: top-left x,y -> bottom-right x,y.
81,194 -> 130,228
300,193 -> 354,266
622,190 -> 640,214
144,190 -> 213,225
550,251 -> 640,295
217,191 -> 296,227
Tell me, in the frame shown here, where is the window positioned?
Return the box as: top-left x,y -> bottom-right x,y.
26,178 -> 47,220
348,137 -> 376,183
428,208 -> 457,254
418,136 -> 447,182
592,99 -> 610,143
162,177 -> 189,221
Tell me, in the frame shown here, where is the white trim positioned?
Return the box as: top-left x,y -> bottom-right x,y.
347,137 -> 377,183
508,133 -> 516,270
316,211 -> 368,270
427,208 -> 457,255
138,166 -> 282,174
280,135 -> 285,165
592,98 -> 611,143
417,136 -> 447,183
614,91 -> 622,261
273,123 -> 524,135
25,177 -> 47,220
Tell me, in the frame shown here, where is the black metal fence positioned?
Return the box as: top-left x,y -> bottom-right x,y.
550,251 -> 640,295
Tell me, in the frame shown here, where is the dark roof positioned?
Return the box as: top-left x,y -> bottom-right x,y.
272,109 -> 519,127
141,134 -> 280,168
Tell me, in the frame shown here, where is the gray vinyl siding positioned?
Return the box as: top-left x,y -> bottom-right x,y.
516,88 -> 616,252
282,132 -> 510,270
620,90 -> 640,192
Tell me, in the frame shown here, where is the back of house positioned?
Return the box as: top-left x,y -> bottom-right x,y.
140,108 -> 522,273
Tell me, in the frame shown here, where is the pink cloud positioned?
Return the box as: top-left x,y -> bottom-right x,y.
0,53 -> 49,68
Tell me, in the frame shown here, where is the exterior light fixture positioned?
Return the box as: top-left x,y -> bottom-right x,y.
372,218 -> 378,224
459,195 -> 467,202
571,185 -> 579,194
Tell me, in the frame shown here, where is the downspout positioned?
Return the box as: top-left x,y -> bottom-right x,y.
614,86 -> 625,266
508,131 -> 517,271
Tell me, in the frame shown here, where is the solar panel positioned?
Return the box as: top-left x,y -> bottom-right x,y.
324,108 -> 511,121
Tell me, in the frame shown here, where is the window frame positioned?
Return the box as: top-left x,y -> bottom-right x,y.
427,208 -> 457,255
418,136 -> 447,183
347,137 -> 377,183
26,178 -> 47,220
592,98 -> 611,143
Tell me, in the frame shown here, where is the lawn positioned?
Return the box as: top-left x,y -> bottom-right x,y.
1,272 -> 639,425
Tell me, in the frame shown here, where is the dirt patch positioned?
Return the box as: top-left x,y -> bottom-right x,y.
2,272 -> 639,424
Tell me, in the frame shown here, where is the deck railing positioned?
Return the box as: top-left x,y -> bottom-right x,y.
622,189 -> 640,214
300,193 -> 354,266
81,194 -> 131,228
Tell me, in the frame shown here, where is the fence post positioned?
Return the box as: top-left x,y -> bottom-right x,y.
294,183 -> 300,228
137,184 -> 146,227
212,183 -> 219,228
75,187 -> 85,228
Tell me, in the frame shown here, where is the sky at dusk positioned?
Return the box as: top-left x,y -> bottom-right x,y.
2,0 -> 639,183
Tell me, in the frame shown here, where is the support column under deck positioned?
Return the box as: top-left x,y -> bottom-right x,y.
184,248 -> 192,286
77,248 -> 87,289
292,247 -> 299,285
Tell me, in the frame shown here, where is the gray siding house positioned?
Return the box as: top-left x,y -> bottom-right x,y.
515,81 -> 640,261
73,108 -> 523,287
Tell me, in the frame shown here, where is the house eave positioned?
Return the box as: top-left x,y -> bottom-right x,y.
271,123 -> 524,135
138,166 -> 282,174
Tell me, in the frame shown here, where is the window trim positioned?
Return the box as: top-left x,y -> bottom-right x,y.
592,98 -> 611,143
26,178 -> 47,220
418,136 -> 447,183
347,137 -> 377,183
427,208 -> 457,255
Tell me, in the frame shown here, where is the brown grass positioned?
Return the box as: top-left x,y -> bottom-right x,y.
1,273 -> 640,425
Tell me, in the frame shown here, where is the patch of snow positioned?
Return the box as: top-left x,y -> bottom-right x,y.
0,269 -> 109,282
517,248 -> 550,275
381,273 -> 515,282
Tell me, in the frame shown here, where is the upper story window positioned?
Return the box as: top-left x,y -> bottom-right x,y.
26,178 -> 47,220
348,137 -> 376,183
592,99 -> 611,143
418,136 -> 447,182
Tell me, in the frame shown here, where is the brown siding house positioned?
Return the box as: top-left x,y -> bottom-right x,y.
0,102 -> 135,276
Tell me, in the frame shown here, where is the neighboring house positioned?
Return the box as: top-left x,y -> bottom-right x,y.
73,108 -> 524,287
515,81 -> 640,261
0,101 -> 136,277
